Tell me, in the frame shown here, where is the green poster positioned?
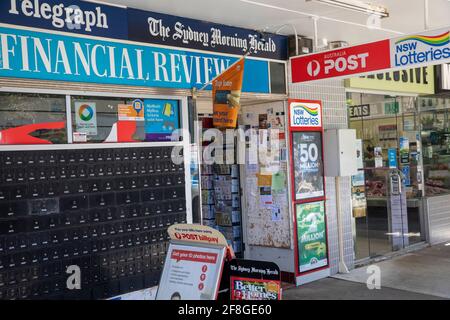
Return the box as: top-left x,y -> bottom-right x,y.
296,201 -> 328,273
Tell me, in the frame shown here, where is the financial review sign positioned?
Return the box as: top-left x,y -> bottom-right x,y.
291,27 -> 450,83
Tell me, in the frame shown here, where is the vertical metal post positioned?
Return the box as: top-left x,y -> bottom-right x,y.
424,0 -> 429,30
312,16 -> 319,52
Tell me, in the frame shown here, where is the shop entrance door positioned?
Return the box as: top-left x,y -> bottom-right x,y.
348,94 -> 426,261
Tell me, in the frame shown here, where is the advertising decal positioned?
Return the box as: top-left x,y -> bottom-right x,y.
293,131 -> 325,200
296,201 -> 328,273
74,101 -> 97,135
144,99 -> 180,141
229,259 -> 281,300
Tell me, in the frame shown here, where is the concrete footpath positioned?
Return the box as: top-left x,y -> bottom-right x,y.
283,244 -> 450,300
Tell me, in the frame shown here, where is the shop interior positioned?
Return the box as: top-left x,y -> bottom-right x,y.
348,91 -> 450,262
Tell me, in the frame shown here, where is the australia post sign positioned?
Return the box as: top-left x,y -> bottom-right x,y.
291,40 -> 391,82
291,27 -> 450,83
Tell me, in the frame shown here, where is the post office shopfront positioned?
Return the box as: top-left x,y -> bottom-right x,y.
0,0 -> 288,300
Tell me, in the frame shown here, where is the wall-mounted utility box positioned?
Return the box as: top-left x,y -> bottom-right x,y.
323,129 -> 358,177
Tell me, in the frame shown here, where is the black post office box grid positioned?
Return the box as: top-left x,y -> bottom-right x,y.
0,147 -> 186,300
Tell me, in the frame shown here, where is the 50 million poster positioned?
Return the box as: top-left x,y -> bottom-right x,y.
292,131 -> 325,200
296,201 -> 328,273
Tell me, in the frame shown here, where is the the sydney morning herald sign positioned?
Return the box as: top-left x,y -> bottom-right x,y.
0,0 -> 287,61
127,8 -> 288,61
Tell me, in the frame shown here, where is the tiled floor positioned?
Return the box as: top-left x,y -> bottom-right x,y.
284,243 -> 450,300
333,243 -> 450,299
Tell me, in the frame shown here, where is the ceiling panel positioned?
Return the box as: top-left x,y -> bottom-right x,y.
98,0 -> 450,45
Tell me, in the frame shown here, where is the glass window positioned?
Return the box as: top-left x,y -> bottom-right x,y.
0,93 -> 67,145
420,97 -> 450,196
71,96 -> 181,144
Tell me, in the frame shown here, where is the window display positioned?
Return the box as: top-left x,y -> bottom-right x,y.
420,97 -> 450,196
0,93 -> 67,145
71,96 -> 181,144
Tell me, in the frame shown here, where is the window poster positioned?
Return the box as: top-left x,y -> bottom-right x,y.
293,132 -> 325,200
144,99 -> 180,142
75,102 -> 97,135
296,201 -> 328,273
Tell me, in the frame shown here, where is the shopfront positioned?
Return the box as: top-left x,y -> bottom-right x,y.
345,65 -> 450,261
0,1 -> 288,300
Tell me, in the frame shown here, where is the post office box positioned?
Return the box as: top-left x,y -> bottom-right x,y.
29,198 -> 59,215
26,167 -> 37,182
58,165 -> 71,180
141,205 -> 152,217
61,245 -> 71,259
133,234 -> 143,246
38,232 -> 51,247
0,187 -> 10,202
146,162 -> 155,174
0,237 -> 5,254
101,179 -> 115,192
6,286 -> 19,300
122,162 -> 131,176
2,171 -> 15,184
128,205 -> 140,218
60,181 -> 73,195
152,203 -> 163,216
80,242 -> 90,256
99,225 -> 110,238
44,182 -> 59,196
27,216 -> 49,232
152,175 -> 162,187
10,185 -> 27,200
103,149 -> 114,162
138,176 -> 151,189
28,265 -> 39,281
141,189 -> 162,202
129,177 -> 139,190
132,220 -> 141,232
91,241 -> 100,254
90,225 -> 100,239
2,154 -> 13,166
0,220 -> 20,235
89,192 -> 116,208
50,231 -> 62,245
71,180 -> 89,193
115,178 -> 128,191
140,219 -> 150,231
60,195 -> 88,211
0,202 -> 14,218
115,222 -> 125,235
116,191 -> 140,205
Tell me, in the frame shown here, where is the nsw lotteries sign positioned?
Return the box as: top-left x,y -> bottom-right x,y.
289,101 -> 322,128
391,28 -> 450,69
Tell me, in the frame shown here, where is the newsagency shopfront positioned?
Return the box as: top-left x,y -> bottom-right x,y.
0,0 -> 288,300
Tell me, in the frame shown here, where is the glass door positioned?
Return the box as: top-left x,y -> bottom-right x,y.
348,93 -> 424,261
